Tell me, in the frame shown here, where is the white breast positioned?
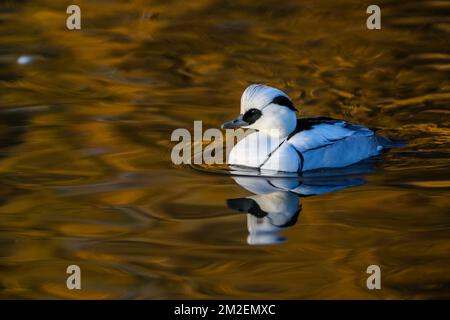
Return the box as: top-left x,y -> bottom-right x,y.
228,131 -> 279,167
229,131 -> 300,172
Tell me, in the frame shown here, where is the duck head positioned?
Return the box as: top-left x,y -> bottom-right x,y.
222,84 -> 298,138
227,191 -> 301,245
226,176 -> 302,245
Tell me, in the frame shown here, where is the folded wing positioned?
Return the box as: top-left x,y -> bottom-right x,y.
288,118 -> 381,171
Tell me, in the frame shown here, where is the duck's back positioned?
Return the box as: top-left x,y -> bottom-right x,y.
288,118 -> 383,171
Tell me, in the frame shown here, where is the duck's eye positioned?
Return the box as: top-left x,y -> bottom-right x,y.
243,108 -> 262,124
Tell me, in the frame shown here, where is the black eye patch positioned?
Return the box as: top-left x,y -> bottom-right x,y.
271,95 -> 297,111
242,108 -> 262,124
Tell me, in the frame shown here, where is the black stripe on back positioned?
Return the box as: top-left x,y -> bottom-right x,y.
287,117 -> 340,140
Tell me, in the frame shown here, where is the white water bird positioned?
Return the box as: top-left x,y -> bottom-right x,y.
222,84 -> 390,173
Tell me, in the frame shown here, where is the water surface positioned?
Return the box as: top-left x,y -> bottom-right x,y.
0,0 -> 449,299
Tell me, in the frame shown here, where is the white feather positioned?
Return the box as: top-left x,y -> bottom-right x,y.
288,123 -> 355,152
240,84 -> 289,113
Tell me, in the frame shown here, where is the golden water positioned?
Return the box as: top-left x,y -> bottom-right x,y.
0,0 -> 449,299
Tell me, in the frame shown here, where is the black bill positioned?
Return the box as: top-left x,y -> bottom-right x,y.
221,115 -> 249,129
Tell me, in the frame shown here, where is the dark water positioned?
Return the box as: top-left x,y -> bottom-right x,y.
0,0 -> 449,299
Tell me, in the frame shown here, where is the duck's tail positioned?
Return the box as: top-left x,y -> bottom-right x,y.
376,135 -> 406,152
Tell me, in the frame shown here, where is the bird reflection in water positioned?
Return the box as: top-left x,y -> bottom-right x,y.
226,161 -> 377,245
